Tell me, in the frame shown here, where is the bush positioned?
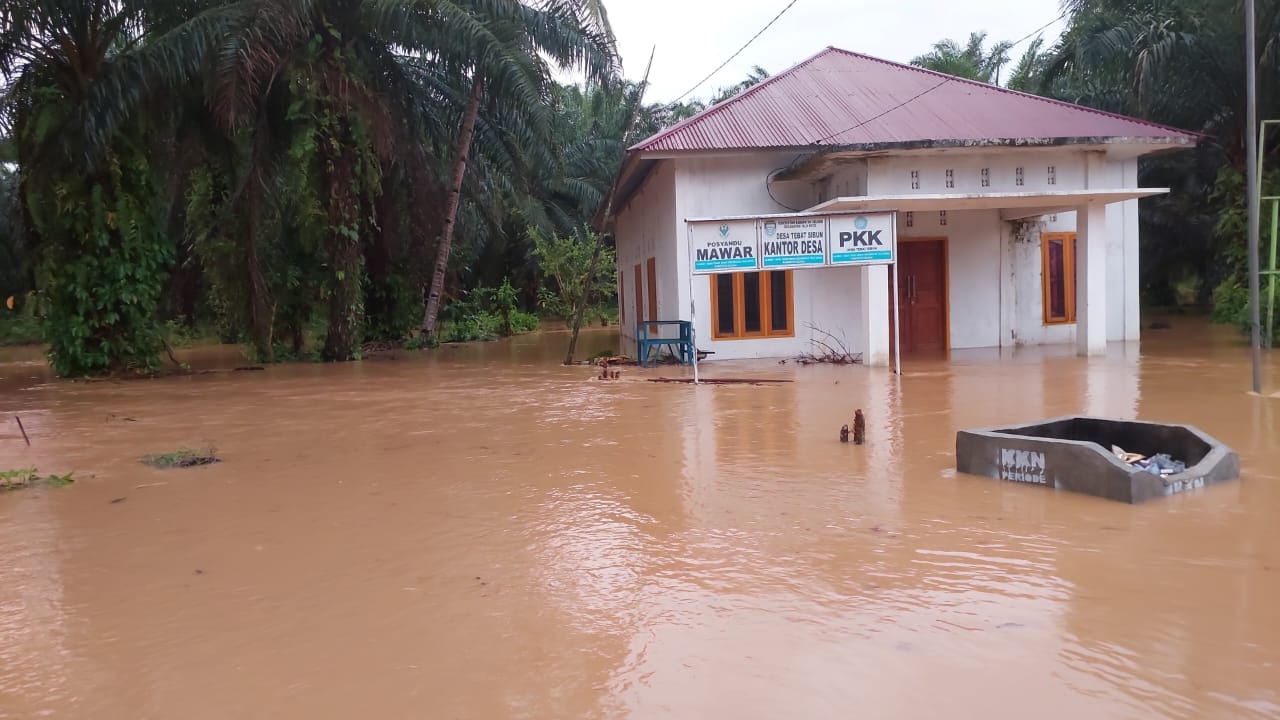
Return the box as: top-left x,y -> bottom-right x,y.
1210,279 -> 1250,328
436,278 -> 539,343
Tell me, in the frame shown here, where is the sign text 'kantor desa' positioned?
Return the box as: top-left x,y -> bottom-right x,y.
688,212 -> 896,275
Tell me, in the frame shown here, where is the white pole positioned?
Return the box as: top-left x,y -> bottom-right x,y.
688,225 -> 700,385
891,216 -> 903,377
1246,0 -> 1262,393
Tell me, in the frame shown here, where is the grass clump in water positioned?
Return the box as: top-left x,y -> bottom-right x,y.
1,468 -> 75,491
142,448 -> 221,469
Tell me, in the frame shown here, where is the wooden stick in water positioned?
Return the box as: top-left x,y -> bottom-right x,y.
15,416 -> 30,446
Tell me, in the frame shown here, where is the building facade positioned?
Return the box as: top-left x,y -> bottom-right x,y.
609,48 -> 1196,365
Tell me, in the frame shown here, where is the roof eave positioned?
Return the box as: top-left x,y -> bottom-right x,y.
775,136 -> 1199,181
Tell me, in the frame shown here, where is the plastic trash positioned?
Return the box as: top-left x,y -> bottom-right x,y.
1139,453 -> 1186,476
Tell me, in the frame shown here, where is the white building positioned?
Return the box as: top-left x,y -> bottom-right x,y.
607,47 -> 1196,365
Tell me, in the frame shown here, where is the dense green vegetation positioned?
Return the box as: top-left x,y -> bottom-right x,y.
914,0 -> 1280,339
1,0 -> 1276,375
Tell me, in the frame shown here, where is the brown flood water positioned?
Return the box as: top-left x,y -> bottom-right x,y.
1,322 -> 1278,720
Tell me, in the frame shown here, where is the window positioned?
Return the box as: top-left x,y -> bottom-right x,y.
1047,165 -> 1057,185
1041,232 -> 1077,324
981,168 -> 990,187
710,271 -> 793,340
905,211 -> 914,228
910,170 -> 920,190
945,169 -> 955,188
1015,167 -> 1025,186
938,210 -> 948,226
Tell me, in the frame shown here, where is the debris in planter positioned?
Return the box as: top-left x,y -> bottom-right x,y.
1138,453 -> 1187,476
1111,444 -> 1186,476
1111,445 -> 1146,464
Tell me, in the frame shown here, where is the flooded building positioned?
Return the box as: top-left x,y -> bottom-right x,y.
608,47 -> 1197,365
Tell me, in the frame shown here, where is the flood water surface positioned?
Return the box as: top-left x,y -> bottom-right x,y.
1,323 -> 1278,719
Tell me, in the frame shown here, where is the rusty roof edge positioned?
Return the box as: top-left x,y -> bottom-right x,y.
627,47 -> 843,153
775,136 -> 1199,181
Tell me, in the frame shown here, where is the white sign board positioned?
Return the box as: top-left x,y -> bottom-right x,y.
828,213 -> 896,266
689,219 -> 758,273
761,218 -> 826,269
688,211 -> 896,275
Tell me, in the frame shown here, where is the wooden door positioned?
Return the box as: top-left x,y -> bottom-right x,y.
892,239 -> 948,354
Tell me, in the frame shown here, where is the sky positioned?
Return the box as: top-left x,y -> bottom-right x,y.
596,0 -> 1069,104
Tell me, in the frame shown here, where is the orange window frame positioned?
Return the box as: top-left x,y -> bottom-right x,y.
709,270 -> 795,340
1041,232 -> 1077,324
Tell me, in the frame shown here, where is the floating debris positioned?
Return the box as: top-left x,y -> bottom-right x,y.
1,468 -> 74,492
142,449 -> 221,469
796,323 -> 864,365
840,424 -> 850,443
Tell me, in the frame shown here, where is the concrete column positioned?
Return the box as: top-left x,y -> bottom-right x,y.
1076,202 -> 1109,356
1122,158 -> 1142,341
861,264 -> 891,366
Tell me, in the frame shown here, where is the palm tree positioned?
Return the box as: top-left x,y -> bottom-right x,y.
710,65 -> 770,104
1006,37 -> 1050,92
0,0 -> 228,375
209,0 -> 614,358
911,31 -> 1014,84
419,0 -> 617,342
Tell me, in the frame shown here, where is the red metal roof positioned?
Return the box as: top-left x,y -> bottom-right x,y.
633,47 -> 1198,153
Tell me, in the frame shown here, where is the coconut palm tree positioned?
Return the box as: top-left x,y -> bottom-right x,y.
209,0 -> 615,357
910,31 -> 1014,84
419,0 -> 617,342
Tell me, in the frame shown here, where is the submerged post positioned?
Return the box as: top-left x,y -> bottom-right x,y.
1246,0 -> 1262,392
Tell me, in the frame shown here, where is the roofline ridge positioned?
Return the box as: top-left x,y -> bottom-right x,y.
823,47 -> 1201,140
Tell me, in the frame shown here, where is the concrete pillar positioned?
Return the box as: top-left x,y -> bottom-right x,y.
861,264 -> 891,366
1122,158 -> 1142,341
1076,202 -> 1108,356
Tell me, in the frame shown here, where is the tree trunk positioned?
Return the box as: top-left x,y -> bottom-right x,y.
564,233 -> 604,365
244,172 -> 274,362
421,77 -> 484,340
322,138 -> 364,362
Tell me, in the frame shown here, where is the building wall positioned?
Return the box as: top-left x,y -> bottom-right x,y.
866,150 -> 1087,196
672,154 -> 868,360
615,161 -> 678,357
615,146 -> 1145,362
862,148 -> 1140,348
897,208 -> 1004,350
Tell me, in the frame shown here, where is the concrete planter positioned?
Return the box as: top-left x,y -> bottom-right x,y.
956,415 -> 1240,503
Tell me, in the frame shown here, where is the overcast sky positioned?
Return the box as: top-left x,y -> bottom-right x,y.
597,0 -> 1068,104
